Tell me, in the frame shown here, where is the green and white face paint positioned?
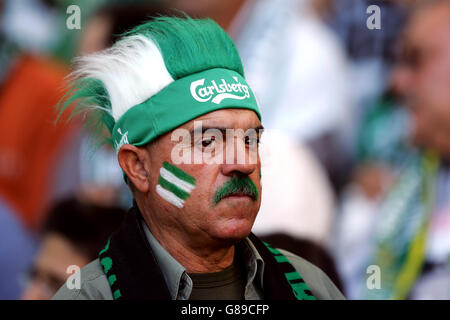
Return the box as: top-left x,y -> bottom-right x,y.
156,162 -> 196,208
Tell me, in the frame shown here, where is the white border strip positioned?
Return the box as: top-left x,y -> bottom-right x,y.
156,184 -> 184,208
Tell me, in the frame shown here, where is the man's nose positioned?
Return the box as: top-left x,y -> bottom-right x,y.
221,161 -> 256,177
221,138 -> 257,176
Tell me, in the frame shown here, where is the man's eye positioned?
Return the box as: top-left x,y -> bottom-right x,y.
201,136 -> 215,147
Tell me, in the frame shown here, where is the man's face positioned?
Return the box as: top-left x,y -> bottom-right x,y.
141,109 -> 263,247
392,3 -> 450,156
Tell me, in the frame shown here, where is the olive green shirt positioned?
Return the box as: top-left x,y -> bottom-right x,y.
187,258 -> 246,300
53,222 -> 345,300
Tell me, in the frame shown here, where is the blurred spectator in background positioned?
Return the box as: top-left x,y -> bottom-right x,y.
0,0 -> 80,232
0,0 -> 163,299
0,0 -> 79,299
314,1 -> 411,201
0,197 -> 37,299
21,197 -> 125,300
1,0 -> 62,54
315,0 -> 407,131
333,0 -> 450,299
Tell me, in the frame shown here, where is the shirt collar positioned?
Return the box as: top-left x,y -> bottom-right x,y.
240,237 -> 265,293
141,220 -> 186,299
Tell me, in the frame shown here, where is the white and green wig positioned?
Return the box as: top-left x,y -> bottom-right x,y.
61,16 -> 261,154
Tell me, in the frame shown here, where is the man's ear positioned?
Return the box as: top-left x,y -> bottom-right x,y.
117,144 -> 150,193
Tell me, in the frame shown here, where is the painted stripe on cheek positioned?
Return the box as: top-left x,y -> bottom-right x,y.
160,167 -> 195,193
162,161 -> 196,185
156,163 -> 196,208
158,176 -> 190,200
156,184 -> 185,208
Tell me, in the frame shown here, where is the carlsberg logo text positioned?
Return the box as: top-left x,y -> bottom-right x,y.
190,76 -> 250,104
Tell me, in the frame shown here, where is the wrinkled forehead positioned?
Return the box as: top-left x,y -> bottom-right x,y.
180,108 -> 263,132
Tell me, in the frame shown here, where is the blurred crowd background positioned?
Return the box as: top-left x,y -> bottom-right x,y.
0,0 -> 449,300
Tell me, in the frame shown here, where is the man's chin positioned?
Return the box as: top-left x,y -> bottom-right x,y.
213,196 -> 260,217
212,219 -> 255,243
207,200 -> 259,242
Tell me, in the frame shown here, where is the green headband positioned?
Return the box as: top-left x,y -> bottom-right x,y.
111,68 -> 261,151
